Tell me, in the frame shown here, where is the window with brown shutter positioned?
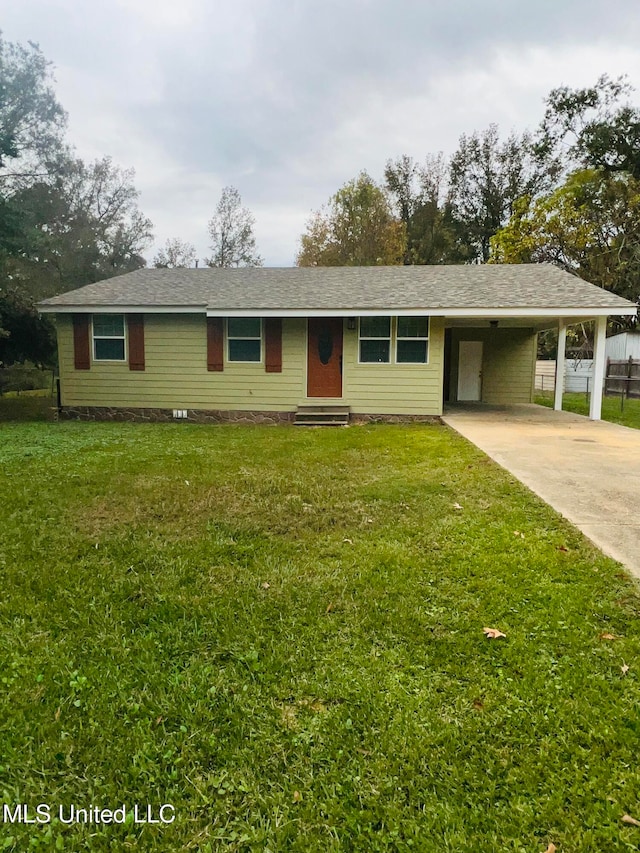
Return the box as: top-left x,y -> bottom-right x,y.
207,317 -> 224,371
227,318 -> 261,362
93,315 -> 126,360
72,314 -> 90,370
264,318 -> 282,373
127,314 -> 145,371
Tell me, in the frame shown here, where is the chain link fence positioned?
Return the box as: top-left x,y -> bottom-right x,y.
0,365 -> 56,397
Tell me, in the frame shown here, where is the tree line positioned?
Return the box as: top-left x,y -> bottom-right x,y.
297,75 -> 640,331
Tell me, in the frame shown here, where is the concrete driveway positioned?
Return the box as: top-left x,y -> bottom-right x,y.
442,404 -> 640,580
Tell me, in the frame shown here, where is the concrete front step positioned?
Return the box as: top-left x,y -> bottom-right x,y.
298,410 -> 351,415
294,405 -> 350,426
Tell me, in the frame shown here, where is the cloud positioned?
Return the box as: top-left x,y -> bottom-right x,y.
3,0 -> 640,264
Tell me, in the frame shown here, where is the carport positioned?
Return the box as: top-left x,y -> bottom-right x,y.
443,403 -> 640,579
443,310 -> 635,420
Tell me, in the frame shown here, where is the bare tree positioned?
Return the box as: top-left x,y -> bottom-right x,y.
206,186 -> 262,267
153,237 -> 197,268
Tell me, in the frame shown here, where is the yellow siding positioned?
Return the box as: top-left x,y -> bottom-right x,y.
58,314 -> 306,411
450,328 -> 536,404
57,313 -> 446,416
340,317 -> 444,415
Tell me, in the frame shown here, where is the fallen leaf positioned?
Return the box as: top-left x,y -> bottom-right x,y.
343,538 -> 353,545
472,698 -> 484,711
54,706 -> 61,722
292,790 -> 302,803
279,705 -> 298,730
326,602 -> 334,614
483,627 -> 506,639
452,502 -> 463,510
513,530 -> 525,538
621,663 -> 630,676
556,545 -> 569,552
155,716 -> 164,726
261,582 -> 270,590
622,814 -> 640,827
543,844 -> 557,853
184,480 -> 190,486
599,632 -> 617,640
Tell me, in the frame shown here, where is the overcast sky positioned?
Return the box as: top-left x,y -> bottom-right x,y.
4,0 -> 640,265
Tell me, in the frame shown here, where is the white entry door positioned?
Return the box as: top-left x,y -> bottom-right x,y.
457,341 -> 483,401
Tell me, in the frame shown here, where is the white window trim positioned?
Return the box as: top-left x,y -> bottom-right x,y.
396,317 -> 430,365
227,317 -> 263,364
358,316 -> 392,365
357,317 -> 430,365
92,314 -> 126,362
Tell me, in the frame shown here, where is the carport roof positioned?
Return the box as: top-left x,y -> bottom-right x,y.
38,263 -> 637,318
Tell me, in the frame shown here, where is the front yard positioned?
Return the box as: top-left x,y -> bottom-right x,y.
1,421 -> 639,852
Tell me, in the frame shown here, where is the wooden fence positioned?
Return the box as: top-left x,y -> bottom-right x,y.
605,358 -> 640,399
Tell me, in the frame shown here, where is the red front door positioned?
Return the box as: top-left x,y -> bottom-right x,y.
307,318 -> 343,397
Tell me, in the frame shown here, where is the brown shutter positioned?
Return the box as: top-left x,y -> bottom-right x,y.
264,318 -> 282,373
128,314 -> 145,371
207,317 -> 224,371
72,314 -> 90,370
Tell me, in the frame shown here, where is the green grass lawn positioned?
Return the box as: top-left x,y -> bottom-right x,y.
1,421 -> 640,852
535,390 -> 640,429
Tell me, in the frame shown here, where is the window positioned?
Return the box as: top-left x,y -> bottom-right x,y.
228,318 -> 261,362
93,314 -> 125,361
359,316 -> 391,363
396,317 -> 429,363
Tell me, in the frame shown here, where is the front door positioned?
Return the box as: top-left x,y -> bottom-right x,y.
457,340 -> 483,401
307,318 -> 343,397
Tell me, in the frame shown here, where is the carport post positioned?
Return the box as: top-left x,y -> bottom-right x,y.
554,320 -> 566,411
589,315 -> 607,420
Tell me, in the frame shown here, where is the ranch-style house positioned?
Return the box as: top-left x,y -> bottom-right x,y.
38,264 -> 637,424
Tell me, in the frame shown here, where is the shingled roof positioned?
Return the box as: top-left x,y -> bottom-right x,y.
38,264 -> 636,315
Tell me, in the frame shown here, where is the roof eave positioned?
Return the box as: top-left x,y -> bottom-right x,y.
204,306 -> 637,318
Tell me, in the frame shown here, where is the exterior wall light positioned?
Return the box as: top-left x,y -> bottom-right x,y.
347,317 -> 357,330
